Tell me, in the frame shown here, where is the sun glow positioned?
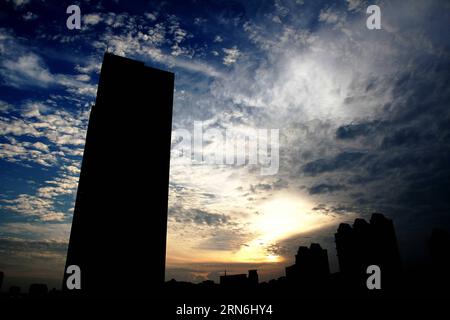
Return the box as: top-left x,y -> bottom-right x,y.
234,194 -> 335,263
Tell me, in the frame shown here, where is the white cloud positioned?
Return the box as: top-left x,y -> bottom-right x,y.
75,74 -> 90,82
0,31 -> 97,96
346,0 -> 365,11
64,165 -> 80,175
74,60 -> 101,75
272,16 -> 282,24
2,194 -> 66,221
145,12 -> 157,21
319,8 -> 346,25
194,17 -> 207,25
222,46 -> 241,65
83,13 -> 102,26
22,11 -> 37,21
2,53 -> 54,87
95,29 -> 222,78
0,100 -> 13,113
1,53 -> 97,96
6,0 -> 29,9
0,222 -> 70,243
32,142 -> 49,152
0,99 -> 90,170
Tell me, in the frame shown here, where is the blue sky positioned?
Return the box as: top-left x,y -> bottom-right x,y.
1,0 -> 450,289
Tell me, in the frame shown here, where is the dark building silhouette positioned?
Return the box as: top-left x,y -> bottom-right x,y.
9,286 -> 21,297
64,53 -> 174,297
29,283 -> 48,297
285,243 -> 330,288
220,273 -> 247,287
0,271 -> 3,292
220,270 -> 259,288
4,209 -> 450,300
428,228 -> 450,292
335,213 -> 401,291
248,269 -> 259,286
429,228 -> 450,270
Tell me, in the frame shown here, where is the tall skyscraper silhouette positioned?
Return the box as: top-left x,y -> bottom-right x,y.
64,53 -> 174,297
335,213 -> 401,291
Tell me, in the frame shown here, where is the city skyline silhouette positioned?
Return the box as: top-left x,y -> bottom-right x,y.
2,2 -> 450,303
2,211 -> 450,299
1,53 -> 450,300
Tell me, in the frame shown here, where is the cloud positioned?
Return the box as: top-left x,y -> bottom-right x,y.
22,11 -> 37,21
346,0 -> 366,12
222,46 -> 241,65
94,25 -> 223,77
191,209 -> 230,226
0,97 -> 87,223
0,137 -> 57,167
308,183 -> 347,195
0,100 -> 13,113
83,13 -> 102,26
2,53 -> 54,87
0,30 -> 97,96
1,53 -> 97,95
0,101 -> 89,166
335,121 -> 381,139
0,222 -> 70,242
145,12 -> 158,21
0,234 -> 68,289
318,8 -> 345,26
2,195 -> 66,221
302,152 -> 367,176
6,0 -> 29,9
1,0 -> 450,283
74,59 -> 101,75
194,17 -> 207,25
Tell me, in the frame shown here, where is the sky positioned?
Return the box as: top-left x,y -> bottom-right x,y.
1,0 -> 450,289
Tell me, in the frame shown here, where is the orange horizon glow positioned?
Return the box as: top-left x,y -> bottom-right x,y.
167,192 -> 347,267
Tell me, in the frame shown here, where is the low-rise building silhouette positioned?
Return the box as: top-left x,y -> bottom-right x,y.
248,269 -> 259,286
9,286 -> 21,297
285,243 -> 330,287
429,228 -> 450,292
29,283 -> 48,297
220,270 -> 259,288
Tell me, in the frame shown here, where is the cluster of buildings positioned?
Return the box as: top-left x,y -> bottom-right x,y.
219,213 -> 402,292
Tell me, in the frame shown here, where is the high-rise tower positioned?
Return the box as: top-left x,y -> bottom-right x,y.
64,53 -> 174,297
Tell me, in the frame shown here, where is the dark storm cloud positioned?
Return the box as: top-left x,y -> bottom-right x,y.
335,121 -> 381,140
324,54 -> 450,230
192,209 -> 230,226
169,205 -> 233,227
308,183 -> 346,195
302,151 -> 368,176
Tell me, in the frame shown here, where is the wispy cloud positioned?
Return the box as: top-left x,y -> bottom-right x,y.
222,46 -> 241,65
